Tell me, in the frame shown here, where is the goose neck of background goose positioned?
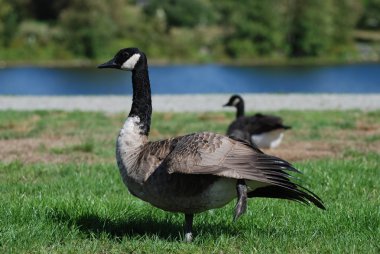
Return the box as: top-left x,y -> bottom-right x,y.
236,101 -> 245,118
128,69 -> 152,136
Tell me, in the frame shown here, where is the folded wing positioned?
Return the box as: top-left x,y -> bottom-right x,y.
164,132 -> 324,209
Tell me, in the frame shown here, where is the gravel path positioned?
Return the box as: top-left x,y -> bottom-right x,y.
1,94 -> 380,112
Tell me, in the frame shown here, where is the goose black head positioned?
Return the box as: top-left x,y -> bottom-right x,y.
223,94 -> 244,108
98,48 -> 147,71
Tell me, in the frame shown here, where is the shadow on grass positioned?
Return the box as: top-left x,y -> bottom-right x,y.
49,209 -> 240,242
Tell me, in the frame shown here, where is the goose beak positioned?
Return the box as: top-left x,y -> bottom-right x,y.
223,103 -> 230,107
98,58 -> 119,69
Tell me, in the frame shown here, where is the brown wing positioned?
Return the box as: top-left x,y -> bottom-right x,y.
165,132 -> 297,180
163,132 -> 324,209
134,137 -> 181,181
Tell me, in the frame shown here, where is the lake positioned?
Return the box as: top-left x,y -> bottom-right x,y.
0,63 -> 379,95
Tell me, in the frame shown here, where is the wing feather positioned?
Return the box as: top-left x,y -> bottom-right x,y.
163,132 -> 324,209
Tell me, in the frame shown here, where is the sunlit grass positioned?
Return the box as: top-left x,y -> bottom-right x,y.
0,110 -> 379,253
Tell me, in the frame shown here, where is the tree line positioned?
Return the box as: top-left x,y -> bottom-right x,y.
0,0 -> 379,63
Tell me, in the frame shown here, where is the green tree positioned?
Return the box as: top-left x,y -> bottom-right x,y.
0,0 -> 372,62
213,0 -> 286,58
27,0 -> 69,21
0,0 -> 18,46
286,0 -> 335,57
59,0 -> 116,58
144,0 -> 216,29
332,0 -> 363,45
358,0 -> 380,29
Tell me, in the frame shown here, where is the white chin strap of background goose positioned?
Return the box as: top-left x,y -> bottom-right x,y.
121,53 -> 141,70
232,98 -> 240,106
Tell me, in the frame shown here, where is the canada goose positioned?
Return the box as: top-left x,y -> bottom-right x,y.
224,95 -> 291,149
98,48 -> 325,242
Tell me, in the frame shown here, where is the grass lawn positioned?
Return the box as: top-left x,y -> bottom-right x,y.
0,110 -> 379,253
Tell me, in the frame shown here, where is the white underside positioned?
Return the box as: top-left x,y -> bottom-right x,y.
251,130 -> 284,149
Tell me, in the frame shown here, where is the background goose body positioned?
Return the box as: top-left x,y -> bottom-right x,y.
99,48 -> 324,242
224,95 -> 291,149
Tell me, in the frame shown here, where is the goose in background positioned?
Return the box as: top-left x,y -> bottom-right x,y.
224,94 -> 291,149
98,48 -> 324,242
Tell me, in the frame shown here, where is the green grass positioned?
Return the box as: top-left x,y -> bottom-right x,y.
1,110 -> 380,253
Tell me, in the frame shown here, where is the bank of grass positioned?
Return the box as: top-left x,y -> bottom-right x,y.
0,110 -> 379,253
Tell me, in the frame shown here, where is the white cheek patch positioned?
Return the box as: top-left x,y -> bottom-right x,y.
232,98 -> 240,106
121,53 -> 141,70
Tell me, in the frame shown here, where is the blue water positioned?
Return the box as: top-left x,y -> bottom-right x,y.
0,63 -> 379,95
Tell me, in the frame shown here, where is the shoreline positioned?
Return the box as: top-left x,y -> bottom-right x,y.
1,94 -> 380,112
1,57 -> 379,69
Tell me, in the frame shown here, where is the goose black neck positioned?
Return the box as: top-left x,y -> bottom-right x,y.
128,69 -> 152,136
236,101 -> 245,118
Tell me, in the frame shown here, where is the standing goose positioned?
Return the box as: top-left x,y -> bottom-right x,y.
98,48 -> 324,242
224,95 -> 291,149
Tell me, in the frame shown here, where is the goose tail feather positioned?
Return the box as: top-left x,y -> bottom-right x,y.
248,184 -> 325,210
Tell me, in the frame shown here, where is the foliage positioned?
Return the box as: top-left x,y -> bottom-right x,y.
0,0 -> 376,62
0,0 -> 18,46
358,0 -> 380,29
59,0 -> 116,59
286,0 -> 335,57
144,0 -> 216,29
332,0 -> 363,44
213,0 -> 286,58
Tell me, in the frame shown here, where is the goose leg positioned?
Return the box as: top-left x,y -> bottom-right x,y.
234,179 -> 247,221
184,213 -> 194,242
